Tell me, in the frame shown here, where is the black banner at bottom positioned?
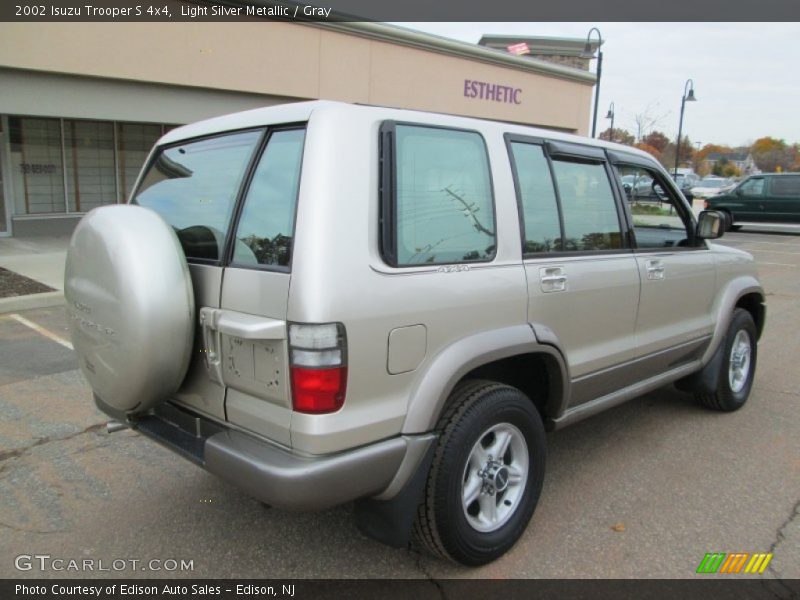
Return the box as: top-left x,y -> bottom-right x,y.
3,579 -> 800,600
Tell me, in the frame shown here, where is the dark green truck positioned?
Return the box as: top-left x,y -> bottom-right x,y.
707,173 -> 800,229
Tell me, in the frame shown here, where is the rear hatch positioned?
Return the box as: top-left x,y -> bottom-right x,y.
133,124 -> 306,447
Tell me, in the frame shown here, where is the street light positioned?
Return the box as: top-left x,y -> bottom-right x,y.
605,102 -> 615,142
580,27 -> 603,138
674,79 -> 697,177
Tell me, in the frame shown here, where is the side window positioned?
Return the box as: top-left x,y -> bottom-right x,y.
617,165 -> 691,249
551,159 -> 622,251
134,130 -> 262,261
232,129 -> 305,268
740,177 -> 765,196
509,142 -> 562,253
390,125 -> 495,265
772,176 -> 800,196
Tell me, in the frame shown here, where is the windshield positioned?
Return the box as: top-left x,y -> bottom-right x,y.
133,130 -> 263,261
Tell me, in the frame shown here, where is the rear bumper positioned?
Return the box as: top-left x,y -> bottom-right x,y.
102,398 -> 431,511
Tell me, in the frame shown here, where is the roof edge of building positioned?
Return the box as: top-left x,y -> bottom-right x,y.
310,21 -> 597,85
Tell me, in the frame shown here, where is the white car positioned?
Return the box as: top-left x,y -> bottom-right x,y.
691,178 -> 733,199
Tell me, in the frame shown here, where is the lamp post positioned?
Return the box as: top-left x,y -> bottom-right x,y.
581,28 -> 603,138
674,79 -> 697,177
605,102 -> 615,142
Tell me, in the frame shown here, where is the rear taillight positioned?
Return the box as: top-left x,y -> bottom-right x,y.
288,323 -> 347,414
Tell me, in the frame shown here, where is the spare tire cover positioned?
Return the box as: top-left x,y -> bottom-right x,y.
64,205 -> 195,414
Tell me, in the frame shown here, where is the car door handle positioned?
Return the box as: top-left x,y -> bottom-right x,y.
539,267 -> 567,292
199,307 -> 224,384
645,259 -> 665,280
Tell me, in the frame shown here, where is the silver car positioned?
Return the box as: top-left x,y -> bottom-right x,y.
64,101 -> 765,566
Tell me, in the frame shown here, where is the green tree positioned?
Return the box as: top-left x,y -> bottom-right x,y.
641,131 -> 670,153
599,127 -> 635,145
751,137 -> 793,172
711,158 -> 740,178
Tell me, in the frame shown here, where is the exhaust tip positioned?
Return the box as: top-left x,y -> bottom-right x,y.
107,420 -> 128,433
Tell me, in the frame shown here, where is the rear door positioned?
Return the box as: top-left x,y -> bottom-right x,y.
507,137 -> 640,408
133,127 -> 306,447
134,129 -> 265,423
215,128 -> 305,446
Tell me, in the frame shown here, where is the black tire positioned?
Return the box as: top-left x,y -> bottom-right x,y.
413,380 -> 546,566
719,210 -> 742,232
696,309 -> 757,411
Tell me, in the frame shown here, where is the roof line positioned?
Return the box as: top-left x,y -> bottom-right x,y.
307,21 -> 597,85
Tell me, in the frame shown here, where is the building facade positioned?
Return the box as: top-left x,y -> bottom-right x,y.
0,20 -> 596,237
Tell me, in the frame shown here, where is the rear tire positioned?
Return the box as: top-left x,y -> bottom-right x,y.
413,380 -> 546,566
696,309 -> 757,411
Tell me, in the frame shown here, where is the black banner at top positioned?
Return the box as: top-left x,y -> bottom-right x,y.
0,0 -> 797,22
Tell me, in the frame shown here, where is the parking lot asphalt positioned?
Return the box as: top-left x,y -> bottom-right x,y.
0,228 -> 798,584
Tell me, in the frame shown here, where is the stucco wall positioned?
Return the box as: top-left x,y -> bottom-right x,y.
0,21 -> 593,134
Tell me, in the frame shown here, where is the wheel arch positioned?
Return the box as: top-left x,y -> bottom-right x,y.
702,276 -> 765,365
402,324 -> 569,434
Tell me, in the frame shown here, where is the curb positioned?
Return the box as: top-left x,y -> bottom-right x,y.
0,291 -> 65,314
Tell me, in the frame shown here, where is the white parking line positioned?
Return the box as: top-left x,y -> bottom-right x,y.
7,313 -> 74,350
725,240 -> 800,247
758,261 -> 797,268
741,248 -> 800,256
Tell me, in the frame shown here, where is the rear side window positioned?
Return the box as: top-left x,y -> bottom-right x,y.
232,129 -> 305,268
508,142 -> 561,253
134,130 -> 262,261
384,124 -> 495,266
772,176 -> 800,196
550,160 -> 622,251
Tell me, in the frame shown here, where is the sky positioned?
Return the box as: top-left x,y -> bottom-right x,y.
393,22 -> 800,148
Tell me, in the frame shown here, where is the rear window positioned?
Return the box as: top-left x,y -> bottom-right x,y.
772,176 -> 800,196
133,130 -> 263,261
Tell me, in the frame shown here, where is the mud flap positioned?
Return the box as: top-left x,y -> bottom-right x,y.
675,341 -> 724,394
354,440 -> 437,548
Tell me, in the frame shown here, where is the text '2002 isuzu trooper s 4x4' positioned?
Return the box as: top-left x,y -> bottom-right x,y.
65,101 -> 765,566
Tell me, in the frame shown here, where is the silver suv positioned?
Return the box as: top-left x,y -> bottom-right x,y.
65,101 -> 765,566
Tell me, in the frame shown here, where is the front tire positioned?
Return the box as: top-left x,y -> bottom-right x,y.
413,380 -> 546,566
696,308 -> 757,411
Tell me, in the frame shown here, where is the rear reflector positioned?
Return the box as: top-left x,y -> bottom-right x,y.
290,366 -> 348,414
288,322 -> 347,414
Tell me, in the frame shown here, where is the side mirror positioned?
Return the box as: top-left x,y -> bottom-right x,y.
735,187 -> 743,196
697,210 -> 725,240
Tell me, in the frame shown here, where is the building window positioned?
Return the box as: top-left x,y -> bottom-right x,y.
4,116 -> 175,217
117,122 -> 163,202
8,117 -> 66,215
64,119 -> 116,212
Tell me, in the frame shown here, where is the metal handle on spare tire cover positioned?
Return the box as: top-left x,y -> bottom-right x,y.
200,307 -> 224,384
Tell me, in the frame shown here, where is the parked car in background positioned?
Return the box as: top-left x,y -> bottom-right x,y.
672,171 -> 700,193
691,177 -> 733,199
706,173 -> 800,229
